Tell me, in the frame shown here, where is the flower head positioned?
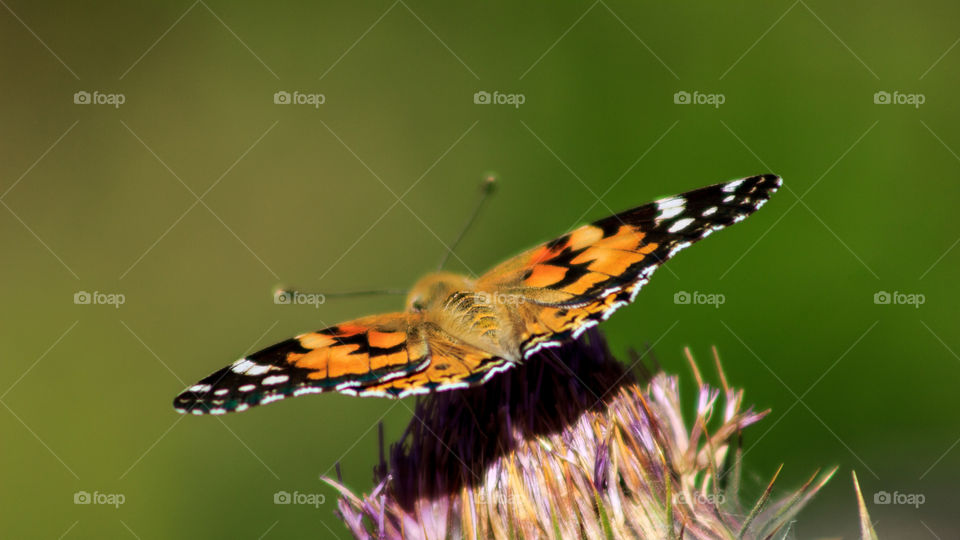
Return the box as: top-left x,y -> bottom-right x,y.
325,330 -> 835,539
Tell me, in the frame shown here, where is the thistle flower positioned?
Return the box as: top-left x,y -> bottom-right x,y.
324,330 -> 836,539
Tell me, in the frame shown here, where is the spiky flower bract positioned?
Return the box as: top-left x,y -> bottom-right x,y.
325,330 -> 835,539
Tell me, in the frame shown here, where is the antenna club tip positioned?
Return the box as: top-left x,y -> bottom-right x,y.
481,172 -> 497,192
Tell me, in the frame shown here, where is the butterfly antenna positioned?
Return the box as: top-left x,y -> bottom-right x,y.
438,173 -> 496,270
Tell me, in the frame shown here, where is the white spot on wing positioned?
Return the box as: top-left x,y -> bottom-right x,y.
668,218 -> 695,233
571,320 -> 599,339
702,206 -> 717,217
231,358 -> 273,376
723,179 -> 745,192
523,340 -> 563,359
655,198 -> 686,222
601,301 -> 628,320
231,359 -> 253,373
260,394 -> 285,405
247,364 -> 271,376
479,362 -> 516,383
262,375 -> 289,386
293,387 -> 324,397
668,241 -> 692,258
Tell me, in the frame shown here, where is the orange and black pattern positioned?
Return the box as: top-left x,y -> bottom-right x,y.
174,314 -> 430,414
174,174 -> 780,414
482,174 -> 783,355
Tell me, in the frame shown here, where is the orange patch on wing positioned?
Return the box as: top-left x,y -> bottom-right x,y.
368,350 -> 410,371
585,250 -> 646,276
293,346 -> 364,379
528,244 -> 565,265
525,264 -> 568,288
560,272 -> 610,295
637,242 -> 658,255
597,227 -> 646,251
567,225 -> 604,249
333,323 -> 367,336
297,333 -> 337,349
368,330 -> 405,349
324,350 -> 367,378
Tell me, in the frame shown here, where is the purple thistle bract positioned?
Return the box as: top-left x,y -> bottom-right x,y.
324,330 -> 836,539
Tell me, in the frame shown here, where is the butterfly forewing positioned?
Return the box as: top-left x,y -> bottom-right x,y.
476,174 -> 782,356
173,314 -> 431,414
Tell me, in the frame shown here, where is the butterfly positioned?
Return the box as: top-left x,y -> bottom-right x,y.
174,174 -> 781,415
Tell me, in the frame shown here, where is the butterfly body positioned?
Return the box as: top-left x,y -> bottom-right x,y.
174,174 -> 781,415
406,272 -> 518,360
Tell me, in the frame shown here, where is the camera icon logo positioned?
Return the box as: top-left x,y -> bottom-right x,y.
673,290 -> 691,305
274,491 -> 291,504
873,291 -> 891,305
74,291 -> 92,305
473,91 -> 491,104
74,491 -> 91,504
74,91 -> 91,105
873,91 -> 891,105
274,290 -> 292,305
673,91 -> 691,104
873,491 -> 891,504
273,91 -> 291,105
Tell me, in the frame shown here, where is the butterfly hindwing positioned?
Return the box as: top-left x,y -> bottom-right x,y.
356,323 -> 513,398
476,174 -> 782,356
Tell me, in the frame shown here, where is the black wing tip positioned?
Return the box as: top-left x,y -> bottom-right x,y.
747,173 -> 782,192
172,389 -> 223,416
750,173 -> 783,191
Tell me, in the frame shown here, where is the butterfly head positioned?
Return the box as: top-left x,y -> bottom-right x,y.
406,272 -> 474,313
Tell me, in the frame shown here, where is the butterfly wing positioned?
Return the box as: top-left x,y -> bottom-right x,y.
174,314 -> 512,413
174,313 -> 429,414
477,174 -> 781,357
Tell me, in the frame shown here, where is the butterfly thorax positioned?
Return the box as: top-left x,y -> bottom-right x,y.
406,272 -> 517,360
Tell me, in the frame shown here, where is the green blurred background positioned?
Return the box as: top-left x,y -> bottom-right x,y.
2,1 -> 957,537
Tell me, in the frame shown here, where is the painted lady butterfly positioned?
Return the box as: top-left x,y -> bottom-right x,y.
174,174 -> 780,415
